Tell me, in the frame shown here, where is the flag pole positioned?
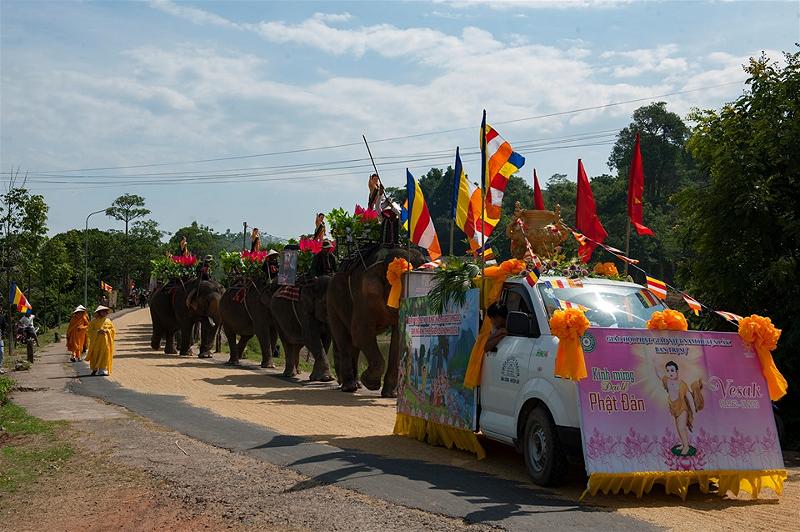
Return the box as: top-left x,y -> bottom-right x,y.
480,110 -> 487,313
624,220 -> 631,276
363,135 -> 391,205
406,168 -> 412,299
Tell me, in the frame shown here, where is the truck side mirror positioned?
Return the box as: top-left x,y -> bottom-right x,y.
506,311 -> 540,338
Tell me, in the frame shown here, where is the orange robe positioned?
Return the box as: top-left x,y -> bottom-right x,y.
66,312 -> 89,357
87,317 -> 116,374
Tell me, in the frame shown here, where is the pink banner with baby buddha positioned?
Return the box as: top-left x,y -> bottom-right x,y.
577,328 -> 786,499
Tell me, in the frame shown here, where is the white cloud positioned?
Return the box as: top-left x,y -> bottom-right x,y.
149,0 -> 240,29
600,44 -> 689,78
434,0 -> 633,10
311,12 -> 353,23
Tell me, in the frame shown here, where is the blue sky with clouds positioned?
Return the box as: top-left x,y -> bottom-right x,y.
1,1 -> 797,239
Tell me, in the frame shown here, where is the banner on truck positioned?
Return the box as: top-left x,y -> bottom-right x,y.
398,288 -> 479,431
577,328 -> 783,475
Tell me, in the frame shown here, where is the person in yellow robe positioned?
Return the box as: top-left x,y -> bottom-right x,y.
87,305 -> 116,377
66,305 -> 89,362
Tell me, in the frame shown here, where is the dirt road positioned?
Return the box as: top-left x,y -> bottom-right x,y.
60,309 -> 800,528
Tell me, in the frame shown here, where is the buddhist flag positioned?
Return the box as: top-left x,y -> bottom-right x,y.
716,310 -> 743,323
453,147 -> 499,251
558,300 -> 589,312
627,132 -> 654,236
406,169 -> 442,260
533,169 -> 545,210
646,276 -> 667,300
10,283 -> 32,314
682,294 -> 702,316
525,267 -> 540,287
482,114 -> 525,219
575,160 -> 607,263
100,280 -> 113,293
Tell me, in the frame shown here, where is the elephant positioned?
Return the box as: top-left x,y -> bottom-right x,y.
149,282 -> 179,354
220,280 -> 280,368
270,276 -> 335,382
327,247 -> 426,397
181,278 -> 225,357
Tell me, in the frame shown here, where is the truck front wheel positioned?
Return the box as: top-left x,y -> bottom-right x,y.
523,406 -> 567,486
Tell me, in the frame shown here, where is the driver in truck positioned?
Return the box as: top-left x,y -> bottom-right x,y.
484,302 -> 508,353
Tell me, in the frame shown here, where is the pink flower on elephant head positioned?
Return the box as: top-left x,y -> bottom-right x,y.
355,204 -> 379,221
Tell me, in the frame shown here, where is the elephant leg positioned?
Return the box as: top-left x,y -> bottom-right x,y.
352,320 -> 384,392
237,334 -> 253,361
282,343 -> 301,378
306,323 -> 333,382
256,330 -> 275,369
198,318 -> 217,358
224,326 -> 241,365
151,321 -> 163,351
381,324 -> 400,398
179,323 -> 194,356
329,313 -> 358,392
165,329 -> 177,354
270,325 -> 281,359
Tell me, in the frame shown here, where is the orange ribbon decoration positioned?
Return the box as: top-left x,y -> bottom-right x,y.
386,257 -> 411,309
549,308 -> 591,380
463,259 -> 527,388
738,315 -> 787,401
646,309 -> 689,331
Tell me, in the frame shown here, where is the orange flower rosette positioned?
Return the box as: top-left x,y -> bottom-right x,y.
593,262 -> 619,277
549,308 -> 591,380
646,309 -> 689,331
738,315 -> 787,401
386,257 -> 411,308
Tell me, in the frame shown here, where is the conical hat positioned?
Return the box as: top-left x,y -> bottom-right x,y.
73,305 -> 86,313
95,305 -> 111,313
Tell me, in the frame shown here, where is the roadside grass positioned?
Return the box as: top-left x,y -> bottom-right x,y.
0,376 -> 74,495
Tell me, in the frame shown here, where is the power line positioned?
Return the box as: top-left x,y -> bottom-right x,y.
10,79 -> 744,174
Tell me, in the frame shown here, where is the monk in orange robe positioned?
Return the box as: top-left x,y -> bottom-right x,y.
66,305 -> 89,362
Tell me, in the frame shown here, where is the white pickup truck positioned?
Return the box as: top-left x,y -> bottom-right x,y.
474,275 -> 668,486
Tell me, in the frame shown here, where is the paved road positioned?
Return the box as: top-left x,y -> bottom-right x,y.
57,349 -> 652,529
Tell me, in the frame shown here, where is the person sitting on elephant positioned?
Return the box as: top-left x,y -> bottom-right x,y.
178,235 -> 190,257
262,249 -> 280,280
313,213 -> 326,242
196,255 -> 213,280
368,173 -> 384,211
250,228 -> 261,252
311,240 -> 337,276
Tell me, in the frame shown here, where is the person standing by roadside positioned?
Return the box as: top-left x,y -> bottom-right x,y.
66,305 -> 90,362
86,306 -> 116,376
0,309 -> 6,374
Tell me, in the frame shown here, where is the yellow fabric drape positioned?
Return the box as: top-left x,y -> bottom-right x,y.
549,308 -> 591,380
393,412 -> 486,459
463,259 -> 526,388
738,315 -> 787,401
66,312 -> 89,356
646,309 -> 689,331
87,317 -> 116,373
582,469 -> 786,501
386,258 -> 411,309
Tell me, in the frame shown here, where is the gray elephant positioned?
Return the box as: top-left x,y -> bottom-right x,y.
270,276 -> 335,382
149,282 -> 179,354
220,280 -> 280,368
182,278 -> 225,357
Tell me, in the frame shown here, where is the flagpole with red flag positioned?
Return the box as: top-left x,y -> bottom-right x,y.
533,169 -> 545,210
575,159 -> 608,263
625,131 -> 654,273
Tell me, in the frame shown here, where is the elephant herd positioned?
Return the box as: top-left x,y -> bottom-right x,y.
150,246 -> 425,397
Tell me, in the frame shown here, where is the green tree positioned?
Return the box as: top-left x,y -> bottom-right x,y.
105,194 -> 150,304
677,50 -> 800,441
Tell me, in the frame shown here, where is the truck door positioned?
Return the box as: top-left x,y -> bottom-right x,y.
479,283 -> 539,438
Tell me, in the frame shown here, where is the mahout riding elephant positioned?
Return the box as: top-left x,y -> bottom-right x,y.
149,283 -> 179,354
270,276 -> 335,382
327,247 -> 426,397
220,280 -> 279,368
179,278 -> 225,357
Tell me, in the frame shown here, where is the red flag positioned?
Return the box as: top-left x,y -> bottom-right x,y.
533,169 -> 545,210
575,159 -> 607,263
627,132 -> 654,236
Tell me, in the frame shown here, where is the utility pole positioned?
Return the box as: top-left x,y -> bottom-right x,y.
242,222 -> 248,251
84,208 -> 107,307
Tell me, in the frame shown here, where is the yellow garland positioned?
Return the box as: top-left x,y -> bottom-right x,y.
738,315 -> 788,401
646,309 -> 689,331
463,259 -> 527,388
386,257 -> 411,309
593,262 -> 619,277
582,469 -> 787,501
393,413 -> 486,459
549,308 -> 591,380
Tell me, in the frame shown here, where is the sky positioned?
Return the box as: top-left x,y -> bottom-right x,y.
1,0 -> 798,240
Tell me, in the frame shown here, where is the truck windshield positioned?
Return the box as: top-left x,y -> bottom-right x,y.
537,283 -> 667,328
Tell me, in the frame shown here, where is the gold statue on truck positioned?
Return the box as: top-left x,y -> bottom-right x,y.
506,201 -> 569,259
